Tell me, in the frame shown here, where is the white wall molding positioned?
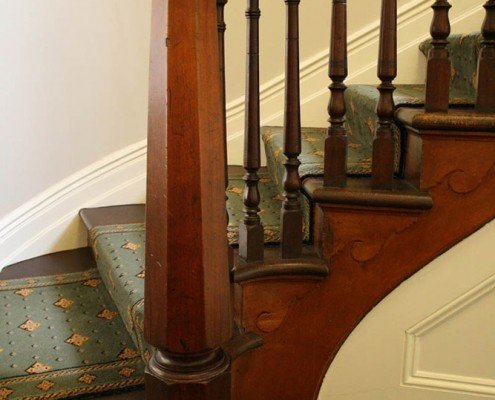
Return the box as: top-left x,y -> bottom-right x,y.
319,220 -> 495,400
0,141 -> 147,270
0,0 -> 484,268
403,274 -> 495,397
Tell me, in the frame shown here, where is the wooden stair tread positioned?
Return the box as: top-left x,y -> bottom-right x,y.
397,107 -> 495,132
303,177 -> 433,211
80,204 -> 145,231
0,248 -> 96,279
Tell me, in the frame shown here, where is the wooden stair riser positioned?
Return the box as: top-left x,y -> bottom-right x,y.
403,126 -> 495,193
231,128 -> 495,400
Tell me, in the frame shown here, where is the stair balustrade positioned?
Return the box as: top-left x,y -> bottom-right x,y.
142,1 -> 495,398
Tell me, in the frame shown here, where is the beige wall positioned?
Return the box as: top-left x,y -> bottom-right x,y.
0,0 -> 152,219
224,0 -> 410,104
319,219 -> 495,399
0,0 -> 486,267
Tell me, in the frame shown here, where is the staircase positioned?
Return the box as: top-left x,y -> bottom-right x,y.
1,0 -> 495,399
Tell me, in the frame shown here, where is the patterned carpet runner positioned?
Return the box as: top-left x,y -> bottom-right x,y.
0,32 -> 482,400
0,271 -> 144,400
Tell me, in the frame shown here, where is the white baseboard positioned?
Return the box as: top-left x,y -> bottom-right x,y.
0,141 -> 147,270
0,0 -> 485,269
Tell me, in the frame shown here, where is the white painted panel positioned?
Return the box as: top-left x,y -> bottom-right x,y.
319,220 -> 495,400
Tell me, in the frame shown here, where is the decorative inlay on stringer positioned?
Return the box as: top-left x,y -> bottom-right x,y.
428,164 -> 495,195
403,273 -> 495,396
324,211 -> 421,265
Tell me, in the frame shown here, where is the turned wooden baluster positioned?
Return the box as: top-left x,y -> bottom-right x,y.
145,0 -> 232,398
281,0 -> 303,259
372,0 -> 397,190
425,0 -> 452,113
477,0 -> 495,112
217,0 -> 234,267
218,0 -> 229,182
239,0 -> 264,263
324,0 -> 348,188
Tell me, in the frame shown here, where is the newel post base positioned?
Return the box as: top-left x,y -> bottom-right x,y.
145,348 -> 231,400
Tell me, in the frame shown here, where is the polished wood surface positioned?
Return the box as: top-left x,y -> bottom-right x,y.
87,389 -> 144,400
239,0 -> 264,263
281,0 -> 303,259
425,0 -> 452,112
79,205 -> 145,231
371,0 -> 397,190
324,0 -> 348,188
304,177 -> 433,211
144,0 -> 233,397
218,0 -> 230,194
476,0 -> 495,113
0,248 -> 96,279
233,246 -> 328,283
232,124 -> 495,400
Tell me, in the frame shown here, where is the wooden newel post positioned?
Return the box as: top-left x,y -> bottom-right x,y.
477,0 -> 495,112
145,0 -> 233,398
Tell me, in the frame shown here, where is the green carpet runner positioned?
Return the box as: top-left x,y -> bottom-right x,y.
0,32 -> 482,400
0,271 -> 144,400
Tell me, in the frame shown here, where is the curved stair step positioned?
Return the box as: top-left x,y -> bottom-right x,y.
0,268 -> 145,399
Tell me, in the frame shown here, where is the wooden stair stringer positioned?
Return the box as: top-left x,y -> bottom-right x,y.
231,124 -> 495,400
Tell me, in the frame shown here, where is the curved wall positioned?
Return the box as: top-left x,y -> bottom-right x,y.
319,220 -> 495,400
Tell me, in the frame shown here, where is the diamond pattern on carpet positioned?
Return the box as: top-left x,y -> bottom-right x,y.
87,169 -> 311,358
0,270 -> 144,400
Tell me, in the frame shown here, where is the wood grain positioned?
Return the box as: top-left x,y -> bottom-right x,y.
324,0 -> 348,188
425,0 -> 452,113
232,123 -> 495,400
371,0 -> 397,190
281,0 -> 303,259
239,0 -> 264,263
144,0 -> 233,397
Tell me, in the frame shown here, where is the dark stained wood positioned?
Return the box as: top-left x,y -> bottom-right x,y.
79,205 -> 145,231
396,106 -> 495,131
281,0 -> 303,259
324,0 -> 348,188
239,0 -> 264,263
86,388 -> 144,400
0,248 -> 96,280
144,0 -> 233,398
476,0 -> 495,113
304,177 -> 433,211
425,0 -> 452,113
372,0 -> 397,190
217,0 -> 229,173
222,331 -> 263,361
232,123 -> 495,400
233,246 -> 328,283
217,0 -> 235,269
